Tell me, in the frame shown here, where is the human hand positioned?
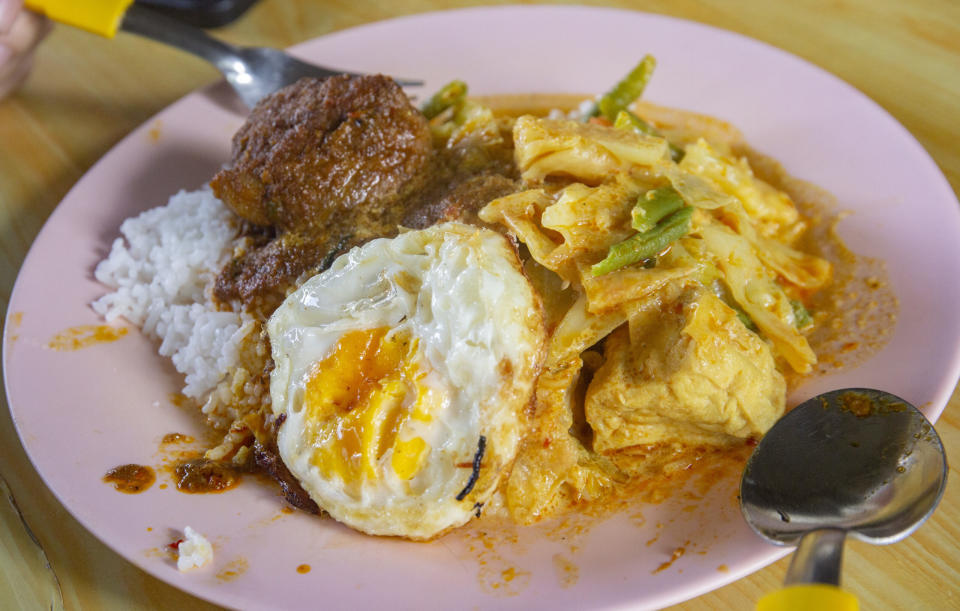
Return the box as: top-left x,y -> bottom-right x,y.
0,0 -> 51,100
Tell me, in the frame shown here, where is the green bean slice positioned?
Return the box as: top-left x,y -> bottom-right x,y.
614,110 -> 684,162
632,186 -> 685,233
614,108 -> 658,136
790,299 -> 813,330
591,206 -> 693,276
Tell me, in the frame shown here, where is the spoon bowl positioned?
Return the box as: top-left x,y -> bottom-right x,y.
741,388 -> 947,588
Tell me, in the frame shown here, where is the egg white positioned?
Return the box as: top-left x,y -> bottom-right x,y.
268,222 -> 545,539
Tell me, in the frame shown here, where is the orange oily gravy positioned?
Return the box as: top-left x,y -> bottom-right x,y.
48,324 -> 128,350
740,145 -> 898,384
445,441 -> 750,590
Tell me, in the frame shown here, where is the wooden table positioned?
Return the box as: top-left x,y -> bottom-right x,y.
1,1 -> 958,608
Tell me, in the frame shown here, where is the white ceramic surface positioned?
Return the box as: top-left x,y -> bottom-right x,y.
5,6 -> 960,610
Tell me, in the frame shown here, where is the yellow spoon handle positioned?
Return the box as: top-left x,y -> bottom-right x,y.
24,0 -> 134,38
758,584 -> 859,611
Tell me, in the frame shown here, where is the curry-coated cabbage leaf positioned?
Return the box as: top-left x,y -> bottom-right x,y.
679,139 -> 799,236
696,219 -> 817,373
513,116 -> 669,183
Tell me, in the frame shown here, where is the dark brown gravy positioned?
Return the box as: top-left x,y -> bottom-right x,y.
103,464 -> 155,494
175,457 -> 241,493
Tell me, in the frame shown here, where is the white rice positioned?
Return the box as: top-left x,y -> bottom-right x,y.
547,98 -> 596,121
176,526 -> 213,571
92,187 -> 256,403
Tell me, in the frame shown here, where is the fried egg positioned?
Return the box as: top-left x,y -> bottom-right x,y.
267,223 -> 545,539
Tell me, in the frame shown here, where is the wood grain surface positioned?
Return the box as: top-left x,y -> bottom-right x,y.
1,1 -> 958,609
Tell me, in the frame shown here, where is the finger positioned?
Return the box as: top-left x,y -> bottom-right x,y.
0,0 -> 25,36
1,8 -> 49,54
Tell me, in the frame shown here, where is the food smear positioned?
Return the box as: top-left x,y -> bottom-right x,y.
48,324 -> 127,351
102,464 -> 155,494
174,458 -> 241,494
552,553 -> 580,588
6,311 -> 23,344
216,557 -> 249,582
653,543 -> 687,574
147,120 -> 162,143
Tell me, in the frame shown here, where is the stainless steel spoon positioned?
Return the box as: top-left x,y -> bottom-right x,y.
740,388 -> 947,606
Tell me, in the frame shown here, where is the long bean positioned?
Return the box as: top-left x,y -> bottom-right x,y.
421,80 -> 468,119
613,108 -> 658,136
790,299 -> 813,329
591,206 -> 693,276
632,186 -> 684,233
614,110 -> 684,162
592,55 -> 657,120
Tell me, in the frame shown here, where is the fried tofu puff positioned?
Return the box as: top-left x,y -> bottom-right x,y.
267,223 -> 545,539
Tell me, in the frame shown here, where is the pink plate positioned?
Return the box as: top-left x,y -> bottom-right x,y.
5,6 -> 960,610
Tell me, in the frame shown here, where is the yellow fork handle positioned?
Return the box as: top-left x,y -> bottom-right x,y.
758,584 -> 859,611
24,0 -> 134,38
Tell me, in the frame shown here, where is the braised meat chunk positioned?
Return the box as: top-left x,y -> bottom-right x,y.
211,74 -> 432,234
210,75 -> 433,311
210,73 -> 521,313
214,231 -> 348,311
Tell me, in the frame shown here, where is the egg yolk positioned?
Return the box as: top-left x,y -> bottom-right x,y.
302,327 -> 439,493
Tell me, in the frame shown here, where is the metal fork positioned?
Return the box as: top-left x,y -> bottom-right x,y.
121,4 -> 422,109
